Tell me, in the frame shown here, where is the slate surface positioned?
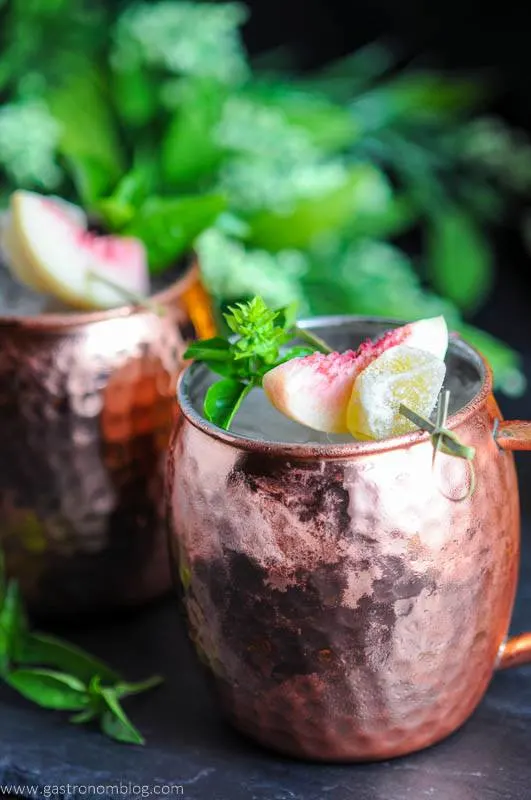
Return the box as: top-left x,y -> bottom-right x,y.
1,357 -> 530,800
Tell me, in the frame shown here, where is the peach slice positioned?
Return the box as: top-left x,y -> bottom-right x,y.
263,317 -> 448,433
5,191 -> 149,310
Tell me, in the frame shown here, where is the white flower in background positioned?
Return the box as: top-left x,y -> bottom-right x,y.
218,156 -> 349,214
0,101 -> 61,189
112,1 -> 249,84
196,228 -> 308,309
215,98 -> 317,160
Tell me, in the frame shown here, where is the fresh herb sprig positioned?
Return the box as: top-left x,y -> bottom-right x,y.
0,553 -> 161,745
183,296 -> 331,429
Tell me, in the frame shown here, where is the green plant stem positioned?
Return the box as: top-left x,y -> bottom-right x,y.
226,383 -> 253,429
294,325 -> 333,354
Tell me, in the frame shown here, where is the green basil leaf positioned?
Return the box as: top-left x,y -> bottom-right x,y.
112,67 -> 159,128
18,632 -> 121,685
70,708 -> 98,725
305,41 -> 397,102
275,301 -> 299,332
204,379 -> 251,429
248,165 -> 388,251
203,359 -> 238,379
351,72 -> 483,132
124,194 -> 227,274
427,208 -> 494,313
244,82 -> 357,152
48,66 -> 123,204
64,155 -> 114,208
162,77 -> 228,187
100,689 -> 145,745
96,161 -> 155,231
114,675 -> 163,700
183,337 -> 231,362
272,346 -> 316,367
7,669 -> 88,711
0,581 -> 27,674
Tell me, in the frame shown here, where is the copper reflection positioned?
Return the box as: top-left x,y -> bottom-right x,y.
0,259 -> 215,618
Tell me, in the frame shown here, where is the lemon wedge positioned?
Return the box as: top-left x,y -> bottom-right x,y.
347,345 -> 446,440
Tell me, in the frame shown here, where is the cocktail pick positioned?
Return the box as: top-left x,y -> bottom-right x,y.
87,271 -> 166,316
399,390 -> 476,501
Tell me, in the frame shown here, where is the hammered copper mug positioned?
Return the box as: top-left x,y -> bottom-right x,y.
0,258 -> 215,618
167,316 -> 531,762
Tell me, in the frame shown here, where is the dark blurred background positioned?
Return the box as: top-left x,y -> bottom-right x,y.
243,0 -> 531,360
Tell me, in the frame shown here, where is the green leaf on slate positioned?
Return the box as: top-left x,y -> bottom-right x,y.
427,208 -> 494,313
100,688 -> 145,746
7,669 -> 88,711
114,675 -> 163,700
204,379 -> 251,429
70,707 -> 98,725
124,194 -> 226,273
0,581 -> 28,674
19,632 -> 121,685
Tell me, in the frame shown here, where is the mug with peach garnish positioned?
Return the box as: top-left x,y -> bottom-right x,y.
167,300 -> 531,762
0,190 -> 215,618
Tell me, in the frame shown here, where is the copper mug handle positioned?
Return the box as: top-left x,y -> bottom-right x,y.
495,420 -> 531,670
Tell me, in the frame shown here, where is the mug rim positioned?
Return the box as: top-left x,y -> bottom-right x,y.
177,315 -> 493,459
0,253 -> 198,331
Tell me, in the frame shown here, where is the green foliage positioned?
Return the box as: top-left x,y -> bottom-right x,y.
0,101 -> 60,188
0,555 -> 161,744
111,2 -> 249,84
426,208 -> 494,313
48,66 -> 124,204
0,0 -> 527,393
162,78 -> 228,186
124,194 -> 227,272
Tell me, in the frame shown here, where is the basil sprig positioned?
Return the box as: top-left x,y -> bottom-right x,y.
0,552 -> 161,745
184,296 -> 331,429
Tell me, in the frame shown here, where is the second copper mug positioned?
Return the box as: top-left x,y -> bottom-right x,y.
167,316 -> 531,762
0,258 -> 215,618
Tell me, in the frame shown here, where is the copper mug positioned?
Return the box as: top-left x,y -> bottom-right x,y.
0,258 -> 215,618
167,316 -> 531,762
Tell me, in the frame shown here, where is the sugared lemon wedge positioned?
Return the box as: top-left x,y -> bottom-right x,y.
347,345 -> 446,440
